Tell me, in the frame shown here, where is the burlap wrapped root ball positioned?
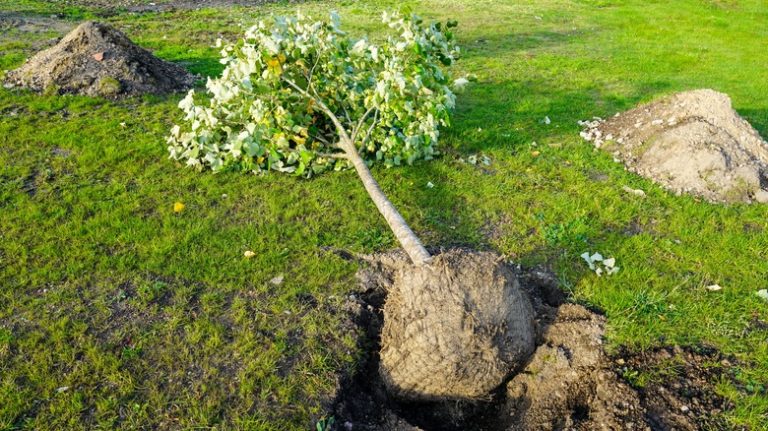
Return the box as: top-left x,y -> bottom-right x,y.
379,250 -> 536,400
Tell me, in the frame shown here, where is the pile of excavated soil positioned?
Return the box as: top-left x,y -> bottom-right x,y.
580,89 -> 768,204
331,250 -> 739,430
4,21 -> 194,98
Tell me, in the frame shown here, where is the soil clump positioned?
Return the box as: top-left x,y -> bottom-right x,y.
331,250 -> 739,430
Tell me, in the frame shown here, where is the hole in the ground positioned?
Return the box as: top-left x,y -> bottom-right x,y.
329,250 -> 739,431
571,404 -> 590,423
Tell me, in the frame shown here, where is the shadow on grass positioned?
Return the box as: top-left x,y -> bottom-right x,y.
737,108 -> 768,138
443,78 -> 672,153
173,56 -> 225,77
459,29 -> 588,61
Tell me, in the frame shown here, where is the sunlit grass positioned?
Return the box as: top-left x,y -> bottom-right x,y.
1,0 -> 767,429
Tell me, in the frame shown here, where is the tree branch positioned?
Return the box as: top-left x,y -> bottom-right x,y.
282,77 -> 354,148
309,132 -> 333,146
351,105 -> 377,143
317,152 -> 347,159
281,76 -> 431,265
359,109 -> 379,148
305,55 -> 321,88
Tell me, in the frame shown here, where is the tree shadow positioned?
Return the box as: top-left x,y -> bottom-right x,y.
378,74 -> 671,256
736,108 -> 768,138
442,77 -> 673,154
459,29 -> 588,62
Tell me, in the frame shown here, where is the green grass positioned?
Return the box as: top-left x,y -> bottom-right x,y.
1,0 -> 767,429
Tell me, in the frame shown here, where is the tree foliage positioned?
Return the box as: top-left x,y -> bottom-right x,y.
167,11 -> 461,177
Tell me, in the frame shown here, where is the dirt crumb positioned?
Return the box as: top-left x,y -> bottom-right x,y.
580,89 -> 768,204
5,21 -> 194,98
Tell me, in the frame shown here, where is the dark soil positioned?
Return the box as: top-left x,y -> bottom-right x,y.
612,345 -> 743,431
329,251 -> 741,431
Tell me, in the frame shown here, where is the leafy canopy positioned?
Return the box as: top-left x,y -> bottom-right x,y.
167,11 -> 461,177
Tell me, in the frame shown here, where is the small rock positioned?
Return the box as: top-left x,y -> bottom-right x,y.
706,284 -> 722,291
622,185 -> 646,197
757,289 -> 768,302
270,274 -> 284,285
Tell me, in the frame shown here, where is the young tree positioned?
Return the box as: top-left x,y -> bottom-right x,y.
167,11 -> 534,401
167,11 -> 461,265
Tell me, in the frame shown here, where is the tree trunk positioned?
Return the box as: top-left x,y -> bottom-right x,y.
279,78 -> 431,265
340,138 -> 432,266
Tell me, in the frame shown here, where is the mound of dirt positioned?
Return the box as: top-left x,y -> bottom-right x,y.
330,251 -> 739,430
503,303 -> 646,430
379,250 -> 535,401
4,21 -> 194,98
580,89 -> 768,203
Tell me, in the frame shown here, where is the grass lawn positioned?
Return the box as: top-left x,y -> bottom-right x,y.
1,0 -> 767,429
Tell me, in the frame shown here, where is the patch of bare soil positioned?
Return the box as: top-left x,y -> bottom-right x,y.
613,345 -> 741,431
0,13 -> 75,35
330,250 -> 738,430
580,89 -> 768,204
5,21 -> 194,98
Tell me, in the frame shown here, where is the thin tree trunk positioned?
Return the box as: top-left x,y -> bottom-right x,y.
281,77 -> 432,265
339,138 -> 432,266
